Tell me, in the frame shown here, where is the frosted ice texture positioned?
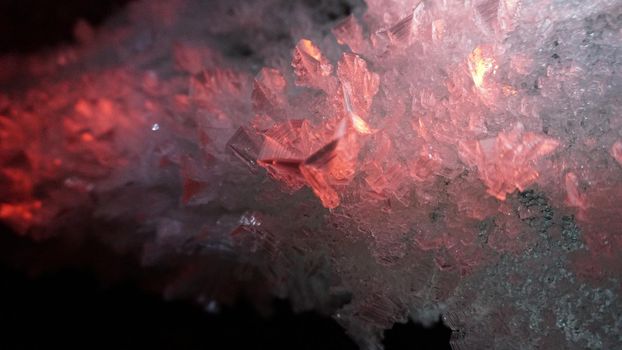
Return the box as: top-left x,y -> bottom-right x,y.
0,0 -> 621,348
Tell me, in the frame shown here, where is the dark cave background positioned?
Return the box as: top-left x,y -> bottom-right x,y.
0,1 -> 451,348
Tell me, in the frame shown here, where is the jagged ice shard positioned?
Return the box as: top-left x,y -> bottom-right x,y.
0,0 -> 621,348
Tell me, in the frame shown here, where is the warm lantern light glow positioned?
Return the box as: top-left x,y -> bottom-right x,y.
468,45 -> 496,90
299,39 -> 323,62
351,114 -> 373,134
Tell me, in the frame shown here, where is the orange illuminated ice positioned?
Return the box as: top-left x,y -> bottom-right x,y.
458,123 -> 560,200
258,131 -> 345,209
342,82 -> 374,135
611,140 -> 622,166
386,1 -> 425,46
337,52 -> 379,137
351,115 -> 373,134
257,94 -> 368,208
252,67 -> 288,121
299,39 -> 322,61
332,16 -> 367,54
468,45 -> 496,91
407,146 -> 443,182
256,48 -> 381,208
337,53 -> 380,119
292,39 -> 334,91
564,172 -> 587,210
190,68 -> 250,119
432,19 -> 446,42
0,201 -> 42,234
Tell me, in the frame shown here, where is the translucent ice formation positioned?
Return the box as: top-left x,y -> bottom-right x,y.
1,0 -> 621,349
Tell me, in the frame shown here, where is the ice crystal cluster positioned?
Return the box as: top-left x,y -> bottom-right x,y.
1,0 -> 621,348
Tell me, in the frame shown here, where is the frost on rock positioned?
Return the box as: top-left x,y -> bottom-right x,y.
1,0 -> 622,349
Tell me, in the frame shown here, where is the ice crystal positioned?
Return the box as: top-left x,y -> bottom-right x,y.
1,0 -> 621,349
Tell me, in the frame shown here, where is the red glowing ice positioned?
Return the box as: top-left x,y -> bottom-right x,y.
292,39 -> 335,92
459,122 -> 560,200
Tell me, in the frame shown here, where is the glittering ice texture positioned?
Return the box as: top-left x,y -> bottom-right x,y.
1,0 -> 621,349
